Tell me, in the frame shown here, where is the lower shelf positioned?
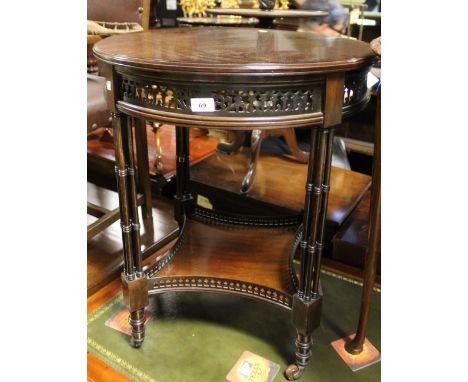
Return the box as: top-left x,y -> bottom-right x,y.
146,216 -> 300,309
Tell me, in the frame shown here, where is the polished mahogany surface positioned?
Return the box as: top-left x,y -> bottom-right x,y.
190,150 -> 371,225
154,218 -> 298,306
87,124 -> 219,177
93,27 -> 375,74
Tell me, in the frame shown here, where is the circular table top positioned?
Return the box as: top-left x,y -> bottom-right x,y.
94,27 -> 375,75
205,8 -> 328,18
177,16 -> 259,26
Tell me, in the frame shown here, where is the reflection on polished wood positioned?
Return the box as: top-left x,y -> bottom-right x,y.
94,27 -> 374,74
190,149 -> 371,226
87,125 -> 219,177
154,218 -> 298,306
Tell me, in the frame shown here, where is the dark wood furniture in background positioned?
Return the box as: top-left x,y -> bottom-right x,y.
345,36 -> 381,355
87,0 -> 150,74
93,27 -> 375,380
177,16 -> 259,27
87,0 -> 153,239
205,7 -> 328,29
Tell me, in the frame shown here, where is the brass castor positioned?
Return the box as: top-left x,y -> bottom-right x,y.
130,337 -> 144,348
285,364 -> 304,380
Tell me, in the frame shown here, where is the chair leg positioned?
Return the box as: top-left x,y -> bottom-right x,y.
282,129 -> 310,163
217,130 -> 245,154
240,129 -> 264,194
152,122 -> 163,172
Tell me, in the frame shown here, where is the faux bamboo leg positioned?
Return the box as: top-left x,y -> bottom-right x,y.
345,90 -> 381,354
113,112 -> 149,348
240,129 -> 264,194
287,126 -> 330,381
174,125 -> 192,225
125,117 -> 143,275
134,118 -> 153,221
298,128 -> 318,298
311,129 -> 334,298
303,128 -> 328,299
112,112 -> 134,278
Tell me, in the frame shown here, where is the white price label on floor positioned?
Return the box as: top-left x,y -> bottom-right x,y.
190,98 -> 215,112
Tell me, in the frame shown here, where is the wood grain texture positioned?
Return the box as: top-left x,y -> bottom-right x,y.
332,191 -> 380,273
155,218 -> 298,299
87,124 -> 219,177
93,28 -> 375,74
190,150 -> 371,226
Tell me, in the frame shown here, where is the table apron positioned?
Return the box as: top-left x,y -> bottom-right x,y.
117,100 -> 325,130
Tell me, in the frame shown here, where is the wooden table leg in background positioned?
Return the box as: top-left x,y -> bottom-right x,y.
345,89 -> 381,354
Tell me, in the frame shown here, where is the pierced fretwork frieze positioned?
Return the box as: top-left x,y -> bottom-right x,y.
120,75 -> 321,116
213,89 -> 319,114
150,276 -> 293,308
343,70 -> 369,106
193,206 -> 301,227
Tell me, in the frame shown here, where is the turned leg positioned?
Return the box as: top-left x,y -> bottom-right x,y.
285,334 -> 312,380
112,111 -> 149,348
152,122 -> 164,172
240,129 -> 265,194
287,127 -> 332,380
345,90 -> 381,354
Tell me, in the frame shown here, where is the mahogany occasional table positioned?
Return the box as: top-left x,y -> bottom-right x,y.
93,27 -> 375,380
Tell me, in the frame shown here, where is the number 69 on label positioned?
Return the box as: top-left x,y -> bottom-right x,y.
190,98 -> 215,112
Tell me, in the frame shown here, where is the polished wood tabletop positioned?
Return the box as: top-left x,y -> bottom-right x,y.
93,27 -> 375,74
